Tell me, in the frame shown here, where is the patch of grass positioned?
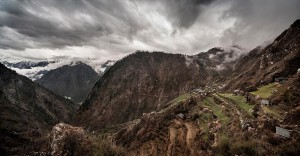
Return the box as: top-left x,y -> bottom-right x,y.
250,83 -> 278,99
231,140 -> 257,156
200,124 -> 211,142
172,94 -> 190,103
213,134 -> 231,156
262,106 -> 283,119
200,97 -> 229,124
212,94 -> 224,102
211,104 -> 229,124
200,97 -> 213,106
220,94 -> 254,114
161,93 -> 191,111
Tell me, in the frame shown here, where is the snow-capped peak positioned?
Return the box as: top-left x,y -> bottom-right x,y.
0,54 -> 116,80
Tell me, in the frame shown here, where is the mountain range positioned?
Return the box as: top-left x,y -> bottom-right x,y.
0,19 -> 299,155
0,56 -> 115,80
74,19 -> 300,155
0,57 -> 115,104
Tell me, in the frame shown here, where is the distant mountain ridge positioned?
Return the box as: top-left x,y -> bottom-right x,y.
0,55 -> 116,80
36,61 -> 100,104
1,60 -> 55,69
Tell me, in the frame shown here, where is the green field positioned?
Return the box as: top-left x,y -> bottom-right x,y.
200,97 -> 229,124
262,105 -> 283,119
220,94 -> 254,113
250,83 -> 278,98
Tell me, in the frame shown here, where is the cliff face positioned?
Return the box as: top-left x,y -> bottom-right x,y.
75,52 -> 208,130
0,63 -> 78,155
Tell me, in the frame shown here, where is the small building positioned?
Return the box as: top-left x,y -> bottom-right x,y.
192,88 -> 205,94
261,99 -> 270,106
177,113 -> 185,119
276,127 -> 290,138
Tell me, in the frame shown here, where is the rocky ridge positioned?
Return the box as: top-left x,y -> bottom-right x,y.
0,63 -> 78,155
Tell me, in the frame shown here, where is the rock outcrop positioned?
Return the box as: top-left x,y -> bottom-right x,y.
50,123 -> 93,156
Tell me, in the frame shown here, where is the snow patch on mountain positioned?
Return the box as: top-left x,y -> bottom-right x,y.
0,54 -> 115,80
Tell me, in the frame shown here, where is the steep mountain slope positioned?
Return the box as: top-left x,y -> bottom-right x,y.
75,52 -> 206,130
0,63 -> 78,155
194,45 -> 246,82
115,90 -> 300,155
113,19 -> 300,156
223,19 -> 300,91
36,62 -> 100,103
69,20 -> 300,156
74,48 -> 244,130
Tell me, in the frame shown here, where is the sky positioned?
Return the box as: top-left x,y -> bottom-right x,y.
0,0 -> 299,61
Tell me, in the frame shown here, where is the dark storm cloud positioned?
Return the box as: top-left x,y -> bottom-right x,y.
160,0 -> 216,28
0,0 -> 299,59
0,1 -> 129,49
0,0 -> 110,49
0,0 -> 217,50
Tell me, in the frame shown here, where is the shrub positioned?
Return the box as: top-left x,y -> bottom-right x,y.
231,141 -> 257,156
191,112 -> 200,120
213,137 -> 231,156
92,136 -> 126,156
62,131 -> 94,156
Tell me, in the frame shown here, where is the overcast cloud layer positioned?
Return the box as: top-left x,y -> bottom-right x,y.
0,0 -> 299,61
